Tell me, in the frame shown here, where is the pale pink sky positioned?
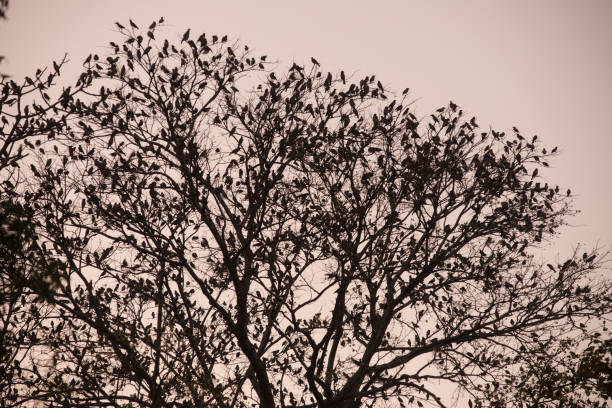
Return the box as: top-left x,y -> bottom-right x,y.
2,0 -> 611,258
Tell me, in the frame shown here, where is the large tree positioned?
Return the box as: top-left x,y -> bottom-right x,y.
1,19 -> 610,408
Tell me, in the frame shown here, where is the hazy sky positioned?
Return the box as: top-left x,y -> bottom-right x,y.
2,0 -> 611,260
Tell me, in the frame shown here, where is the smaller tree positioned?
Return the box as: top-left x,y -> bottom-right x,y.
474,323 -> 611,408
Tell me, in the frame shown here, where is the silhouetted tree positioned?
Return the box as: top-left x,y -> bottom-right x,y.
2,19 -> 610,408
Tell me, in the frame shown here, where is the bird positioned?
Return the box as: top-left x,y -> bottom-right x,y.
324,72 -> 332,90
129,19 -> 138,29
182,29 -> 190,43
311,57 -> 320,66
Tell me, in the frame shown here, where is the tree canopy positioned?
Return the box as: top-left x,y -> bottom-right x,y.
0,19 -> 610,408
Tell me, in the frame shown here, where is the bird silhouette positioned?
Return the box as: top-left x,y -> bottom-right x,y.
182,29 -> 190,43
324,72 -> 332,90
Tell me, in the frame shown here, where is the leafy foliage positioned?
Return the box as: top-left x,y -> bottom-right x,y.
1,19 -> 610,408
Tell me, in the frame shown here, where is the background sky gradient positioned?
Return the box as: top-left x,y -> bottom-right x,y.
2,0 -> 611,260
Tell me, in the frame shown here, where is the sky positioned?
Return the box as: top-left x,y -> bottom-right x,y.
1,0 -> 611,260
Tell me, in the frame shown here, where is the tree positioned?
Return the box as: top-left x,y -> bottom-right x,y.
2,19 -> 610,408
